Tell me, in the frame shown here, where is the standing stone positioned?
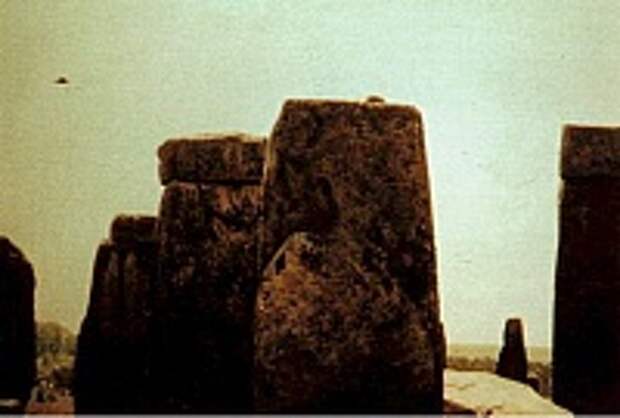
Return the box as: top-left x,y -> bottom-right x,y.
496,318 -> 527,383
152,133 -> 265,412
255,98 -> 444,413
554,125 -> 620,413
74,215 -> 158,414
0,237 -> 36,412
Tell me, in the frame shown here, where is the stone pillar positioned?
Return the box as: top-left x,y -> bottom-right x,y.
553,125 -> 620,413
0,237 -> 36,412
74,215 -> 158,413
255,98 -> 445,413
152,133 -> 265,412
496,318 -> 527,383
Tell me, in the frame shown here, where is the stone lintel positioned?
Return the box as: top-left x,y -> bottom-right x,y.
109,215 -> 158,246
158,132 -> 265,185
561,125 -> 620,179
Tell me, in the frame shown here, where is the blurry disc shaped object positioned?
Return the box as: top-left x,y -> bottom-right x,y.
54,76 -> 69,86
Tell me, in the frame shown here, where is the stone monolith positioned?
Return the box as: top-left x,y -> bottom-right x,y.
0,237 -> 36,411
152,133 -> 265,412
74,215 -> 158,413
553,125 -> 620,413
254,98 -> 445,413
496,318 -> 527,383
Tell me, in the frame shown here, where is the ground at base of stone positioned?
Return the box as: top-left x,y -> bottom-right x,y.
444,369 -> 571,416
25,393 -> 74,415
0,399 -> 24,415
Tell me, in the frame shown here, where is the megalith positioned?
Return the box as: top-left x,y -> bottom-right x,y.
152,133 -> 265,412
74,215 -> 158,413
0,237 -> 36,411
496,318 -> 527,383
553,125 -> 620,413
254,98 -> 445,413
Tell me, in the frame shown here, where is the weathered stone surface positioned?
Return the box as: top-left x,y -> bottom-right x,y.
110,215 -> 157,247
554,124 -> 620,413
256,233 -> 439,412
158,133 -> 266,185
0,237 -> 36,409
444,370 -> 570,416
561,125 -> 620,178
152,136 -> 264,412
74,215 -> 158,414
496,318 -> 527,383
255,98 -> 444,413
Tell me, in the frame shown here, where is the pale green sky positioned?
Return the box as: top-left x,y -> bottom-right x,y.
1,1 -> 619,346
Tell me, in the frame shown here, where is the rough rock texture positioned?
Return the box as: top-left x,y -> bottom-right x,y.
561,125 -> 620,178
0,237 -> 36,409
255,98 -> 444,413
444,370 -> 570,416
151,135 -> 264,412
496,318 -> 527,383
73,215 -> 158,414
158,133 -> 265,185
554,125 -> 620,413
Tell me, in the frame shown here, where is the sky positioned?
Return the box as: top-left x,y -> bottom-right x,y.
1,0 -> 619,347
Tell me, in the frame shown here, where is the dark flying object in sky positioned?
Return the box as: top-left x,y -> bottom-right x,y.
54,76 -> 69,85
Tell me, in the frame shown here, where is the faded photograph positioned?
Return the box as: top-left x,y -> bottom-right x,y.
1,1 -> 619,415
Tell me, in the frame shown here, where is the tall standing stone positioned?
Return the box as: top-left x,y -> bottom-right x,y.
255,98 -> 444,413
554,125 -> 620,413
152,133 -> 265,412
74,215 -> 158,413
496,318 -> 527,383
0,237 -> 36,412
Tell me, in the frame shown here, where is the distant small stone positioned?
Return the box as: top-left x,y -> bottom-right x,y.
496,318 -> 528,383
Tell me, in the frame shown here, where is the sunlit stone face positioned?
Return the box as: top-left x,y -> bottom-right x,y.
255,98 -> 444,413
